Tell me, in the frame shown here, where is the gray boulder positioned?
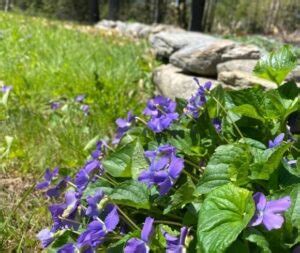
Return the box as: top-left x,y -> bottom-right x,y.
218,70 -> 277,89
170,40 -> 236,76
217,59 -> 258,74
221,44 -> 261,61
153,64 -> 219,100
149,31 -> 218,60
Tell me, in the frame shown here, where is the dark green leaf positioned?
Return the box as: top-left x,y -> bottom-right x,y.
82,178 -> 113,199
197,184 -> 255,253
250,143 -> 292,180
244,228 -> 271,253
231,104 -> 265,122
110,180 -> 150,209
103,139 -> 148,178
196,144 -> 251,194
163,178 -> 196,214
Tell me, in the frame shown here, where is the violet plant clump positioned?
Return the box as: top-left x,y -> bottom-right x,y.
36,47 -> 299,252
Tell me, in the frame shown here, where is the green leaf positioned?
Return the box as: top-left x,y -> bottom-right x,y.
283,158 -> 300,177
47,230 -> 76,252
197,184 -> 255,253
250,142 -> 292,180
244,228 -> 271,253
102,139 -> 148,178
83,134 -> 100,151
110,180 -> 150,209
107,231 -> 140,253
196,144 -> 251,194
254,45 -> 297,85
163,178 -> 196,214
231,104 -> 265,122
82,178 -> 113,199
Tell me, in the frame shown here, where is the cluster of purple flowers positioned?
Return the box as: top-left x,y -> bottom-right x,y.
143,96 -> 179,133
138,145 -> 184,195
113,111 -> 136,144
38,189 -> 119,252
124,217 -> 188,253
36,140 -> 121,251
185,80 -> 211,118
36,78 -> 296,252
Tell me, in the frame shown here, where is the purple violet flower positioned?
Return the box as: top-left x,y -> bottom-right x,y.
36,167 -> 59,190
75,143 -> 104,191
77,205 -> 119,250
37,228 -> 55,248
124,217 -> 154,253
143,96 -> 178,133
49,190 -> 80,231
163,227 -> 188,253
185,80 -> 211,118
80,104 -> 90,115
1,85 -> 12,93
249,192 -> 291,231
75,94 -> 85,103
58,243 -> 76,253
50,101 -> 61,110
113,111 -> 136,144
212,118 -> 222,133
46,176 -> 71,198
268,133 -> 285,148
86,190 -> 105,217
138,145 -> 184,195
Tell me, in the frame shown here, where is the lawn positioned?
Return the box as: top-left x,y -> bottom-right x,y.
0,12 -> 156,251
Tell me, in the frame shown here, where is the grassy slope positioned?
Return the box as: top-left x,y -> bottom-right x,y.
0,12 -> 156,250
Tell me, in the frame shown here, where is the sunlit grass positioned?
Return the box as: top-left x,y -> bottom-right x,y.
0,12 -> 157,251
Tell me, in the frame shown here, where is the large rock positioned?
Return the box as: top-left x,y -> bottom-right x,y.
218,70 -> 277,89
170,40 -> 236,76
221,44 -> 261,61
153,64 -> 219,99
150,31 -> 218,60
217,59 -> 258,74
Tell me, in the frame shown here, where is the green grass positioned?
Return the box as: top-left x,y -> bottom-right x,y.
0,12 -> 157,251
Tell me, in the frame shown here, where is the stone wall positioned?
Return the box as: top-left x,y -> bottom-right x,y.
96,20 -> 300,99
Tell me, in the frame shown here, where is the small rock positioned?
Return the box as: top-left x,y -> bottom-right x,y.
286,65 -> 300,82
153,64 -> 219,99
217,59 -> 258,74
218,70 -> 277,89
170,40 -> 235,76
221,44 -> 261,61
149,31 -> 218,60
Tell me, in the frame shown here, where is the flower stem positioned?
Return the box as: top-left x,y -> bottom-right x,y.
135,116 -> 148,126
67,180 -> 77,188
182,168 -> 199,181
95,174 -> 118,186
154,220 -> 183,227
211,95 -> 244,139
115,205 -> 141,231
